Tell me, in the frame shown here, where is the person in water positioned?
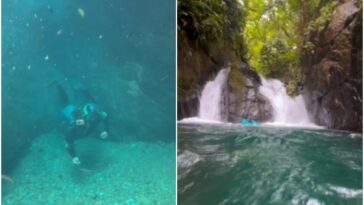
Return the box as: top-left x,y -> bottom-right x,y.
56,83 -> 109,165
241,118 -> 260,127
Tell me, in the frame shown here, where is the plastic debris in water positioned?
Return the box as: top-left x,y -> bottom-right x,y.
44,55 -> 49,61
11,66 -> 16,71
78,8 -> 85,18
98,34 -> 103,39
27,65 -> 31,70
57,29 -> 63,36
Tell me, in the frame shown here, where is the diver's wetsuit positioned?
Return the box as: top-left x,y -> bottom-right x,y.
56,84 -> 109,160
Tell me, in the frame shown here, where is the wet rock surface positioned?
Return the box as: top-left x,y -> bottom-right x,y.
178,31 -> 273,122
302,0 -> 362,132
225,63 -> 273,123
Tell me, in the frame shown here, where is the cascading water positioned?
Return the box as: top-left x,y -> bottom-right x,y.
198,68 -> 230,121
259,77 -> 316,127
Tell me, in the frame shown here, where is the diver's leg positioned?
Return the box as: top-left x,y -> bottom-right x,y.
83,90 -> 95,103
75,86 -> 95,103
65,135 -> 81,165
56,84 -> 70,107
65,136 -> 76,157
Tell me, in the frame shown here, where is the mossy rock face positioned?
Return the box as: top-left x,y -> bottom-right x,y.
229,65 -> 246,93
177,32 -> 214,119
178,27 -> 274,121
177,0 -> 247,119
302,0 -> 362,132
226,62 -> 273,123
178,32 -> 215,99
178,0 -> 273,121
177,31 -> 233,119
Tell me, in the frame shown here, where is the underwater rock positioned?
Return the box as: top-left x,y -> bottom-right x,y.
302,0 -> 362,132
127,81 -> 140,97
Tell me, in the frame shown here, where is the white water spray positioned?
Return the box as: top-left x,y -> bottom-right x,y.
259,77 -> 315,126
198,68 -> 230,121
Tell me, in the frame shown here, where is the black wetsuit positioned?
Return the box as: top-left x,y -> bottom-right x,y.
56,84 -> 109,158
65,106 -> 109,158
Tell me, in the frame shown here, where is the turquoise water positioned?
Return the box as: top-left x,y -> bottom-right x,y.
178,123 -> 362,205
3,132 -> 175,204
2,0 -> 175,204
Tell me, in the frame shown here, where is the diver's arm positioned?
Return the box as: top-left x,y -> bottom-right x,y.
97,110 -> 108,131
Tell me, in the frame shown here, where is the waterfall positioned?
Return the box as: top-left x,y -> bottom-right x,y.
198,68 -> 230,121
259,77 -> 316,126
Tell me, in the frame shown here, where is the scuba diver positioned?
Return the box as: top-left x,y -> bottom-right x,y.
55,82 -> 109,165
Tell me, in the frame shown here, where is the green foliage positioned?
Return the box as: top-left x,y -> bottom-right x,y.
305,1 -> 337,33
178,0 -> 246,52
178,0 -> 340,96
244,0 -> 301,77
260,40 -> 299,78
243,0 -> 338,96
178,0 -> 225,41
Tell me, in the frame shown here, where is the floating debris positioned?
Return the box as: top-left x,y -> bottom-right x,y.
127,81 -> 140,97
27,65 -> 31,70
11,66 -> 16,71
44,55 -> 49,61
2,175 -> 14,183
161,75 -> 168,81
98,34 -> 103,39
79,168 -> 95,173
56,29 -> 63,36
34,13 -> 38,18
78,8 -> 85,18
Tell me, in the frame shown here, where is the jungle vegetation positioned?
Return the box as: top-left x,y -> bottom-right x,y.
178,0 -> 338,96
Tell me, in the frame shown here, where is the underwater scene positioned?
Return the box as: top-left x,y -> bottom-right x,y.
2,0 -> 176,204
